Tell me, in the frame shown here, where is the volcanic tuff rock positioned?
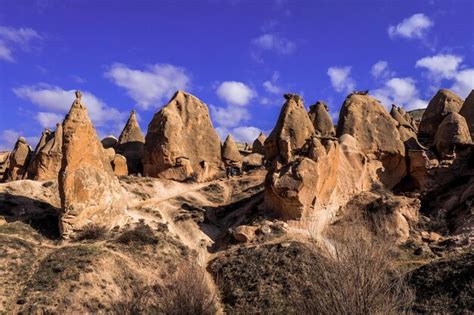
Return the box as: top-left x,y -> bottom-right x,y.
459,90 -> 474,138
27,124 -> 63,181
434,112 -> 472,158
252,132 -> 266,155
308,101 -> 335,137
143,91 -> 222,181
112,154 -> 128,176
58,91 -> 128,237
419,89 -> 464,141
390,104 -> 418,143
101,135 -> 118,149
116,110 -> 145,174
264,94 -> 315,163
0,151 -> 10,180
222,134 -> 242,165
4,137 -> 32,181
336,93 -> 406,187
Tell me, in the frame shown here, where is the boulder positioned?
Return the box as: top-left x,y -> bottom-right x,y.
336,94 -> 406,187
143,91 -> 222,181
58,91 -> 128,237
459,90 -> 474,138
232,225 -> 257,243
112,154 -> 128,176
116,110 -> 145,174
222,134 -> 242,166
419,89 -> 464,141
264,94 -> 315,163
27,124 -> 63,181
252,132 -> 266,155
105,147 -> 116,163
434,112 -> 472,158
308,101 -> 335,137
4,137 -> 32,181
101,136 -> 118,149
243,153 -> 264,169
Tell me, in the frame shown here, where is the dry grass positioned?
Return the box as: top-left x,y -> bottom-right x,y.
116,221 -> 158,245
75,224 -> 108,241
296,224 -> 415,315
112,263 -> 218,315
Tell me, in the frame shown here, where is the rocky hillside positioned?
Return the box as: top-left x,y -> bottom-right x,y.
0,88 -> 473,314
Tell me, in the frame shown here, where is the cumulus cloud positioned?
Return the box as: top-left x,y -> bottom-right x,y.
371,60 -> 395,79
215,126 -> 262,143
0,25 -> 42,62
388,13 -> 433,39
0,129 -> 38,151
210,104 -> 250,129
105,63 -> 190,110
327,66 -> 355,93
450,68 -> 474,98
263,80 -> 281,94
36,112 -> 64,129
252,33 -> 295,55
372,77 -> 427,110
13,84 -> 127,128
415,54 -> 463,79
216,81 -> 256,106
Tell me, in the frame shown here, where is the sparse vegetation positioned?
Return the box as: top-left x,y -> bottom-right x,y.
75,223 -> 108,241
116,221 -> 158,245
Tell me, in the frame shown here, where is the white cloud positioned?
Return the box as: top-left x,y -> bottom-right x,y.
263,80 -> 281,94
388,13 -> 433,39
327,66 -> 355,93
13,84 -> 127,128
372,77 -> 427,110
415,54 -> 463,79
216,81 -> 256,106
215,126 -> 262,143
0,25 -> 42,62
210,104 -> 250,128
252,33 -> 295,55
371,60 -> 395,79
451,68 -> 474,98
105,63 -> 190,110
0,129 -> 38,151
36,112 -> 63,128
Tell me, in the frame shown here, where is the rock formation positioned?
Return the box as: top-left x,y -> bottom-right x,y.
264,94 -> 315,163
116,110 -> 145,174
3,137 -> 32,181
419,89 -> 464,141
434,112 -> 472,158
101,136 -> 118,149
222,135 -> 242,166
252,132 -> 266,155
0,151 -> 10,180
58,91 -> 128,237
390,104 -> 418,142
143,91 -> 222,181
308,101 -> 335,137
112,154 -> 128,176
27,124 -> 63,181
336,93 -> 406,187
459,90 -> 474,138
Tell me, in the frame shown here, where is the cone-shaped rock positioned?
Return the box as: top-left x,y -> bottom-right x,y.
27,124 -> 63,180
264,94 -> 315,163
4,137 -> 32,181
459,90 -> 474,138
252,132 -> 266,155
116,110 -> 145,175
222,134 -> 242,165
143,91 -> 222,181
434,112 -> 472,158
308,101 -> 335,137
59,91 -> 127,237
419,89 -> 464,141
336,93 -> 406,187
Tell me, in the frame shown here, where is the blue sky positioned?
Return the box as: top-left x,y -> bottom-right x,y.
0,0 -> 473,150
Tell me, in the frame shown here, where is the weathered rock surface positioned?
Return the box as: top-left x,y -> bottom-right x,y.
252,132 -> 266,155
419,89 -> 464,141
243,153 -> 264,169
308,101 -> 335,137
336,94 -> 406,187
101,136 -> 118,149
222,135 -> 242,166
434,112 -> 472,158
0,151 -> 11,181
143,91 -> 222,181
116,110 -> 145,174
112,154 -> 128,176
58,91 -> 128,237
264,94 -> 315,163
4,137 -> 32,181
27,124 -> 63,181
459,90 -> 474,138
